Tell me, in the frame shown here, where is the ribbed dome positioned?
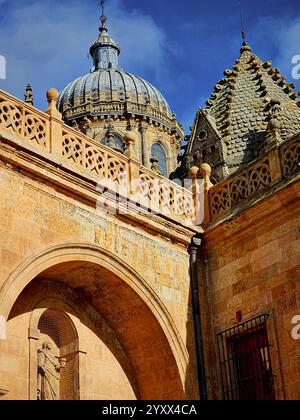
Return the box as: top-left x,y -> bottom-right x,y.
58,69 -> 172,117
56,1 -> 182,136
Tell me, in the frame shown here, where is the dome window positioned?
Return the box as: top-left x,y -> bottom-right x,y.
151,143 -> 168,177
101,134 -> 125,153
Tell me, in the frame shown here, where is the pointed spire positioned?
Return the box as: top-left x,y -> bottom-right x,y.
239,1 -> 251,52
24,84 -> 34,106
239,1 -> 246,42
89,0 -> 121,71
100,0 -> 108,33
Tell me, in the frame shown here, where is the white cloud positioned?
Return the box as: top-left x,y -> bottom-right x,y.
251,14 -> 300,85
277,18 -> 300,82
0,0 -> 167,110
108,0 -> 166,75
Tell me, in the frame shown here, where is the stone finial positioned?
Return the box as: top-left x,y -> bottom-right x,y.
268,119 -> 281,130
47,88 -> 59,103
45,88 -> 62,119
124,131 -> 137,144
199,163 -> 212,177
189,166 -> 200,179
199,163 -> 213,190
198,163 -> 213,226
264,120 -> 282,150
24,84 -> 34,106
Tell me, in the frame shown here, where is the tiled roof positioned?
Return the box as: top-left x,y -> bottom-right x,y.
207,43 -> 300,152
180,42 -> 300,181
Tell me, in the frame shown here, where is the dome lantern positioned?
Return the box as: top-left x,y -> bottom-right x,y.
89,0 -> 121,71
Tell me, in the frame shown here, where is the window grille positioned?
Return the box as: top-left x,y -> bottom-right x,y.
38,309 -> 79,400
217,314 -> 275,400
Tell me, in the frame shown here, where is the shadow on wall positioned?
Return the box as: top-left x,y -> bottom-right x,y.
4,259 -> 187,400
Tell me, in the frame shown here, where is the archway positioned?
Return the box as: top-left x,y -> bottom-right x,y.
0,243 -> 193,400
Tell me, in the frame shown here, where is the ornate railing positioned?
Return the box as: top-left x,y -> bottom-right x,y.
209,134 -> 300,223
62,128 -> 129,188
0,91 -> 50,150
0,89 -> 195,226
281,135 -> 300,178
138,166 -> 195,219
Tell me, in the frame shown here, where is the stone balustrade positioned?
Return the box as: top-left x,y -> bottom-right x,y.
208,133 -> 300,223
1,88 -> 298,229
0,89 -> 196,227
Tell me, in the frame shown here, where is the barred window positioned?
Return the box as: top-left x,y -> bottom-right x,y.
151,143 -> 167,176
217,314 -> 275,400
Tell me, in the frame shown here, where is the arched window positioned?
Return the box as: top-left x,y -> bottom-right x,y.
37,309 -> 79,400
151,143 -> 167,176
101,134 -> 125,153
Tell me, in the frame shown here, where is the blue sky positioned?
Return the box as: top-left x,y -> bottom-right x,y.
0,0 -> 299,132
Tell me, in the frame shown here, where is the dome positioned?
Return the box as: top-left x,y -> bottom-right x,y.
57,2 -> 181,136
58,69 -> 172,119
56,0 -> 183,177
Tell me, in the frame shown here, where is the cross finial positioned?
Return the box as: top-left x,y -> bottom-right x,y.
238,1 -> 247,45
100,0 -> 107,33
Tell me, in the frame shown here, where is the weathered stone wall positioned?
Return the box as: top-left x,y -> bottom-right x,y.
0,157 -> 198,399
201,179 -> 300,400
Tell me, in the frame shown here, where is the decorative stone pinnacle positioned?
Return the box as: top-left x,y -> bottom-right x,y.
47,88 -> 59,103
124,131 -> 136,144
189,166 -> 199,179
45,88 -> 62,119
24,83 -> 34,106
200,163 -> 212,176
200,163 -> 213,190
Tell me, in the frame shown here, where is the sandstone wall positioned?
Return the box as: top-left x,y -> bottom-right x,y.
0,158 -> 197,399
202,180 -> 300,400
